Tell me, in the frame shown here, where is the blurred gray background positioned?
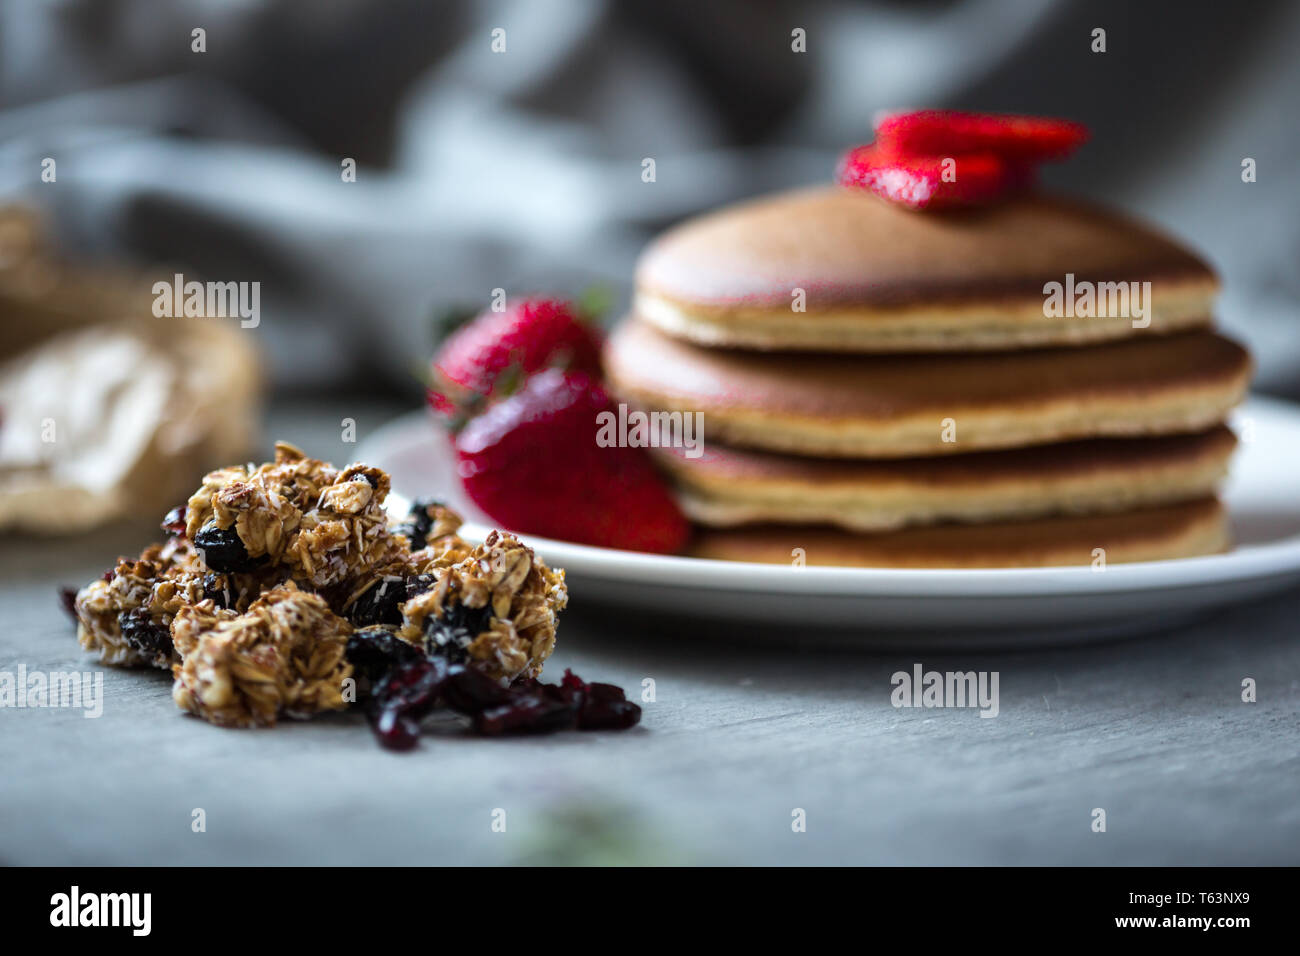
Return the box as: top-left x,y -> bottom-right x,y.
2,0 -> 1297,392
3,0 -> 1299,868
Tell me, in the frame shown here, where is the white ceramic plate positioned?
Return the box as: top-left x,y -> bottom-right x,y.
360,396 -> 1300,647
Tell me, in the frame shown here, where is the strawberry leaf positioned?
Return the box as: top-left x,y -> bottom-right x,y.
574,283 -> 615,324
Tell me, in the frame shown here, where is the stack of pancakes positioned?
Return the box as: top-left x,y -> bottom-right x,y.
603,187 -> 1252,567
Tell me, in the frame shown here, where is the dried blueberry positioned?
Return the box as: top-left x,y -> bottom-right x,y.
59,587 -> 78,621
406,573 -> 437,597
423,601 -> 493,663
193,523 -> 262,573
346,627 -> 424,684
392,498 -> 444,549
348,577 -> 407,626
118,607 -> 172,659
201,573 -> 231,608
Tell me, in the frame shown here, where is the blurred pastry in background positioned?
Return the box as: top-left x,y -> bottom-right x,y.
0,207 -> 260,533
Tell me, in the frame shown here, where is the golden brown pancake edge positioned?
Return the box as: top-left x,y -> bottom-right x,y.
604,320 -> 1252,457
687,498 -> 1229,569
656,428 -> 1236,532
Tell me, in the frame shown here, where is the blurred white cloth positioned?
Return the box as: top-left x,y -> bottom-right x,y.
2,0 -> 1297,393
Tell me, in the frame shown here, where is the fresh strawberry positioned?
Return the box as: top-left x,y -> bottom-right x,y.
836,145 -> 1033,210
454,368 -> 690,554
428,297 -> 602,420
874,110 -> 1089,163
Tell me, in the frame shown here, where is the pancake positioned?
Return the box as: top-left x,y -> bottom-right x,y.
688,498 -> 1229,569
604,320 -> 1251,458
657,426 -> 1236,532
635,186 -> 1218,352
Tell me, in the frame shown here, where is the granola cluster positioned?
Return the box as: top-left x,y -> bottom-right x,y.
171,583 -> 352,727
398,530 -> 568,682
73,442 -> 567,728
184,444 -> 399,588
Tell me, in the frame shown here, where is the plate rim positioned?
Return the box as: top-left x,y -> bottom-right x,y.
364,394 -> 1300,600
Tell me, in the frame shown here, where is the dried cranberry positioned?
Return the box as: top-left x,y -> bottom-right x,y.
440,664 -> 514,714
59,587 -> 78,621
194,523 -> 263,573
369,656 -> 449,721
585,682 -> 627,702
346,627 -> 424,684
474,693 -> 578,736
373,708 -> 420,751
392,499 -> 444,549
118,607 -> 172,659
578,697 -> 641,731
365,656 -> 455,751
555,669 -> 641,731
160,506 -> 187,537
359,655 -> 641,747
423,601 -> 493,663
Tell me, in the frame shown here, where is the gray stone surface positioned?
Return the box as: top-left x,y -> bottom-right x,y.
3,400 -> 1297,865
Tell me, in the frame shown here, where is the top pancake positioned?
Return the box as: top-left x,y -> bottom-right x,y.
635,186 -> 1218,352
